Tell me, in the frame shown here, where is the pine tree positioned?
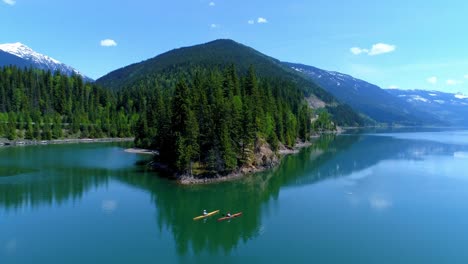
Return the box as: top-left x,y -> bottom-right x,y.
7,112 -> 17,140
24,118 -> 34,140
220,123 -> 237,171
33,120 -> 41,140
52,115 -> 63,139
42,118 -> 52,140
170,79 -> 199,173
298,104 -> 311,141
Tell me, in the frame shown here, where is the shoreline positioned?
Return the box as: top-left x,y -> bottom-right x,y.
176,140 -> 313,185
127,131 -> 340,185
125,141 -> 314,185
0,137 -> 134,147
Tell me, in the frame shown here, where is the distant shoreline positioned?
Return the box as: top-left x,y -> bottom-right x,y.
0,138 -> 134,147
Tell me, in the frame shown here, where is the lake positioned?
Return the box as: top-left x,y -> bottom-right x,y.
2,130 -> 468,263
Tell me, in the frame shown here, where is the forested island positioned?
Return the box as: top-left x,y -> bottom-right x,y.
133,65 -> 323,178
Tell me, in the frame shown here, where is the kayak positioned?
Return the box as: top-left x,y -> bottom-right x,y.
217,212 -> 243,222
193,210 -> 220,220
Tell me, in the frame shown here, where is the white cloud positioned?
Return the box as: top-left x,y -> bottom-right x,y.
369,43 -> 396,55
350,43 -> 396,56
101,200 -> 118,213
427,76 -> 437,84
350,47 -> 368,55
209,2 -> 215,6
248,20 -> 255,25
257,17 -> 268,23
3,0 -> 16,5
388,85 -> 399,89
210,23 -> 219,29
100,39 -> 117,47
446,79 -> 462,85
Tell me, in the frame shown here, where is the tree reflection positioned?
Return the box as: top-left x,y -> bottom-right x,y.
1,134 -> 468,256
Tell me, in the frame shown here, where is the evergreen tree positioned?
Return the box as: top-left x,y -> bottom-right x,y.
42,119 -> 52,140
220,123 -> 237,171
52,115 -> 63,139
24,118 -> 34,140
7,112 -> 17,140
170,80 -> 199,172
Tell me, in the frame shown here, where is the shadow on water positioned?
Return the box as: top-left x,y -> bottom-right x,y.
0,167 -> 112,211
1,134 -> 468,256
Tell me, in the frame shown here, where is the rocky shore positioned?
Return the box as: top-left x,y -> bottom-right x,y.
176,140 -> 314,185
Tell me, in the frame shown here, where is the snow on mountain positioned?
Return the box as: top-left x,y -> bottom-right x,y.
385,89 -> 468,125
412,95 -> 429,102
284,62 -> 445,125
387,89 -> 468,106
455,93 -> 468,99
0,42 -> 61,64
0,42 -> 91,80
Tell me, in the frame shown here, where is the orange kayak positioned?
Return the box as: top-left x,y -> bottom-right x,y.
217,212 -> 243,221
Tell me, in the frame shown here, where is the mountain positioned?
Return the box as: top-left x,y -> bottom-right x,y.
285,62 -> 443,126
0,42 -> 92,81
96,39 -> 365,126
387,89 -> 468,126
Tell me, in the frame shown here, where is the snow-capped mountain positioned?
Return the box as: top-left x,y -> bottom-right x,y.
0,42 -> 92,81
387,89 -> 468,106
387,89 -> 468,125
284,62 -> 441,125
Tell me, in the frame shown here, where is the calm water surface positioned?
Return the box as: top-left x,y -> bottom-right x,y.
2,130 -> 468,263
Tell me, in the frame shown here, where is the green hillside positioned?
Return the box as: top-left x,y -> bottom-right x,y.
97,39 -> 364,127
97,40 -> 327,98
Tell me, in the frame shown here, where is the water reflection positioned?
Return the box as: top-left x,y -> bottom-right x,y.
0,168 -> 112,211
1,133 -> 468,257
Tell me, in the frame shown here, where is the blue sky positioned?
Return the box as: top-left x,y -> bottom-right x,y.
1,0 -> 468,93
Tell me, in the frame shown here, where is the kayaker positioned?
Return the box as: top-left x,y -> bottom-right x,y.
227,212 -> 231,217
203,209 -> 207,215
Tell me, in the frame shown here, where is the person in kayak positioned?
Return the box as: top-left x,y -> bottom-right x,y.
227,212 -> 232,217
203,209 -> 207,215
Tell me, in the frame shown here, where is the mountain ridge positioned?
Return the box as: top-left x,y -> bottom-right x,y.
285,62 -> 444,126
387,89 -> 468,126
97,39 -> 365,127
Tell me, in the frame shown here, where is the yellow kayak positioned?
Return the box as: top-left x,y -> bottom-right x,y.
193,210 -> 220,220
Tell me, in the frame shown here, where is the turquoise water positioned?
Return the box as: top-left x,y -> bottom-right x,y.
2,131 -> 468,263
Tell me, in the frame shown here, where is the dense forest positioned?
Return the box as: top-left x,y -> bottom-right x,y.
0,66 -> 135,140
0,63 -> 337,175
128,65 -> 321,174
